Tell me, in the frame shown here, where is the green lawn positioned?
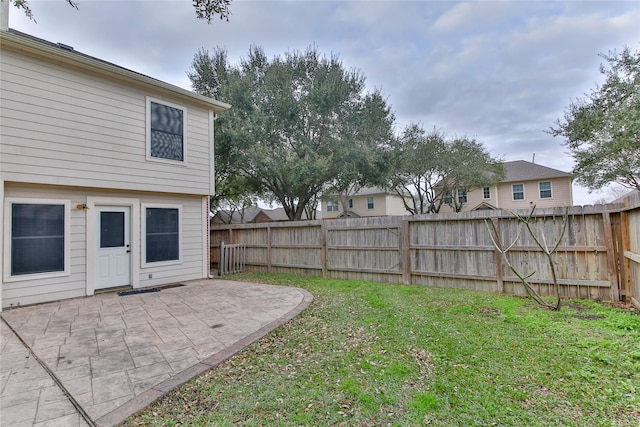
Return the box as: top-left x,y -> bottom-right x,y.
126,273 -> 640,426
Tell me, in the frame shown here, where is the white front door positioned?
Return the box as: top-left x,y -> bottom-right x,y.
96,206 -> 131,289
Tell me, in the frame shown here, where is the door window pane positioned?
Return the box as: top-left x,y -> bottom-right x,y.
100,211 -> 125,248
146,208 -> 179,263
11,204 -> 65,275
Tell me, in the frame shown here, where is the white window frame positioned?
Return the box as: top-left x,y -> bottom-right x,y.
141,203 -> 183,268
146,97 -> 188,165
483,186 -> 491,199
457,189 -> 468,203
512,183 -> 525,201
539,181 -> 552,199
326,200 -> 339,212
3,198 -> 71,282
367,196 -> 375,210
443,190 -> 453,205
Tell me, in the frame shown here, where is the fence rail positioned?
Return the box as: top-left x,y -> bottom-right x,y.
211,193 -> 640,306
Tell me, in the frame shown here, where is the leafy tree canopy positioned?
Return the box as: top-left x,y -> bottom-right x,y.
10,0 -> 232,22
549,47 -> 640,191
388,124 -> 504,214
190,46 -> 395,220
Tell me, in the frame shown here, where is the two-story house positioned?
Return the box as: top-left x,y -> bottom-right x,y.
0,26 -> 230,309
439,160 -> 574,213
322,187 -> 412,219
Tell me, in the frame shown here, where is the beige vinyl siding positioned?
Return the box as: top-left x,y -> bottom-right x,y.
439,187 -> 490,213
497,177 -> 573,210
354,194 -> 385,217
2,183 -> 207,308
438,177 -> 572,213
0,49 -> 212,195
137,193 -> 206,289
323,193 -> 412,218
3,184 -> 89,307
384,194 -> 412,216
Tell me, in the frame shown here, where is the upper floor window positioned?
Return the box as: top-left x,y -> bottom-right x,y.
5,199 -> 70,280
443,190 -> 453,204
348,198 -> 353,209
539,181 -> 552,199
327,200 -> 339,212
147,97 -> 186,163
483,187 -> 491,199
367,196 -> 374,209
512,184 -> 525,200
457,189 -> 468,203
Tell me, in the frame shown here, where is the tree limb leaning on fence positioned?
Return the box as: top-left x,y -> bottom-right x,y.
485,206 -> 569,310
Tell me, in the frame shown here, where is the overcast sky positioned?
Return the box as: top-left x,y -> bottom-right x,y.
8,0 -> 640,204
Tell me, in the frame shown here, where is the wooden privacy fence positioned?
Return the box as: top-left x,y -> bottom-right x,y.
218,241 -> 246,276
211,194 -> 640,306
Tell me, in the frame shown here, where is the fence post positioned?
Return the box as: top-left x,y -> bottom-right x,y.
619,211 -> 632,303
602,211 -> 620,301
400,219 -> 410,285
320,222 -> 327,277
219,240 -> 226,276
491,218 -> 504,293
267,225 -> 272,273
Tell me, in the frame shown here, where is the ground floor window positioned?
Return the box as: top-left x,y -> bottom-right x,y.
6,200 -> 69,278
143,205 -> 181,264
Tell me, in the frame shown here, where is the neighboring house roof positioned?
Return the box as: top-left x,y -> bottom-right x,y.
612,190 -> 640,204
327,186 -> 395,198
337,211 -> 362,218
212,206 -> 308,223
471,202 -> 498,211
502,160 -> 572,183
1,29 -> 230,114
349,186 -> 395,196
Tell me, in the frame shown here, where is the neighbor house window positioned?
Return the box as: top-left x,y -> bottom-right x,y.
457,189 -> 468,204
367,196 -> 374,209
512,184 -> 524,200
143,205 -> 181,264
483,187 -> 491,199
348,199 -> 353,209
327,200 -> 339,212
443,190 -> 453,204
539,181 -> 552,199
147,97 -> 186,162
5,199 -> 70,279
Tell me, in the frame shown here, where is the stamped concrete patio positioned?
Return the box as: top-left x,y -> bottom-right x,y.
0,279 -> 312,426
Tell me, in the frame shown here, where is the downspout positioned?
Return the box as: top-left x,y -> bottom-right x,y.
207,112 -> 217,278
0,0 -> 7,311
